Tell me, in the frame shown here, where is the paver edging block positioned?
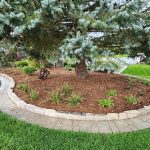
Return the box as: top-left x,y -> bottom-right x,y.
0,73 -> 150,121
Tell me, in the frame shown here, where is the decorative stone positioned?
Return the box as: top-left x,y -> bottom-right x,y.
25,104 -> 34,112
92,114 -> 107,121
44,109 -> 57,116
143,106 -> 150,114
106,113 -> 118,120
119,112 -> 128,120
138,108 -> 148,115
124,110 -> 140,118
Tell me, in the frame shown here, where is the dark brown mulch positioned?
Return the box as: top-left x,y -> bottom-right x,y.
0,68 -> 150,114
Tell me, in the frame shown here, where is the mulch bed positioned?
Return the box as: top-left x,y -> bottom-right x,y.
0,68 -> 150,114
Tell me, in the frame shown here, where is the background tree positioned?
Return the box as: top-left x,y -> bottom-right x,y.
0,0 -> 149,79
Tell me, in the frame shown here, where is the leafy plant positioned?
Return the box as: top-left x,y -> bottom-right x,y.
106,89 -> 117,97
30,90 -> 39,100
23,66 -> 37,75
124,95 -> 139,104
61,83 -> 73,96
98,98 -> 114,108
68,93 -> 83,106
64,64 -> 73,71
17,83 -> 30,93
50,91 -> 61,104
88,59 -> 120,73
142,80 -> 150,86
15,60 -> 28,68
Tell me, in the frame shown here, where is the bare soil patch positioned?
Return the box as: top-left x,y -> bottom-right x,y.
1,68 -> 150,114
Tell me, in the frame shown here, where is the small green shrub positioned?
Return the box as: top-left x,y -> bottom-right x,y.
98,98 -> 114,108
51,91 -> 61,104
68,93 -> 83,106
17,83 -> 30,93
62,83 -> 73,96
106,89 -> 117,97
64,64 -> 73,71
30,90 -> 39,100
15,60 -> 28,68
124,95 -> 139,104
23,66 -> 37,75
142,80 -> 150,86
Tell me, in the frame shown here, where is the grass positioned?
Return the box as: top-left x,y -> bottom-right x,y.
0,112 -> 150,150
122,64 -> 150,79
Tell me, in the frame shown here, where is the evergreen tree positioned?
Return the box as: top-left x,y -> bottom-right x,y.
0,0 -> 149,78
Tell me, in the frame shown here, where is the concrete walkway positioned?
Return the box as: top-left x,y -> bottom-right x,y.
0,76 -> 150,133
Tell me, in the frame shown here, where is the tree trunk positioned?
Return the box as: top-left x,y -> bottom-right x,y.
75,59 -> 88,79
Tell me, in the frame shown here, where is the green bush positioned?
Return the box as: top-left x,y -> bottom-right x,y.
142,80 -> 150,86
64,64 -> 73,71
23,66 -> 37,75
15,60 -> 28,68
61,83 -> 73,96
124,95 -> 139,104
98,98 -> 114,108
30,90 -> 39,100
106,89 -> 117,97
17,83 -> 30,93
50,91 -> 61,104
88,59 -> 120,73
68,93 -> 83,106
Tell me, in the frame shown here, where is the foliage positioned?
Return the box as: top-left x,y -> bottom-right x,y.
89,59 -> 120,73
50,91 -> 61,104
60,31 -> 98,62
15,60 -> 28,68
142,80 -> 150,86
0,0 -> 149,78
106,89 -> 118,97
68,93 -> 83,106
124,95 -> 139,105
88,52 -> 121,73
17,83 -> 30,93
65,64 -> 73,71
61,83 -> 73,96
98,98 -> 114,108
30,89 -> 39,100
23,66 -> 36,75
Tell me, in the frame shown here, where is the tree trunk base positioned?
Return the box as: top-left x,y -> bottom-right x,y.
75,59 -> 88,79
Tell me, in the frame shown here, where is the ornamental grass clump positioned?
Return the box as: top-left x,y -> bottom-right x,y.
61,83 -> 73,96
50,91 -> 61,104
17,83 -> 30,93
68,93 -> 83,106
30,90 -> 39,101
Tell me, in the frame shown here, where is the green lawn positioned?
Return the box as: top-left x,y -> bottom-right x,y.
122,64 -> 150,79
0,112 -> 150,150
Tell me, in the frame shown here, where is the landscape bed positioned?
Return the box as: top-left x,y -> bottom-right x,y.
0,68 -> 150,114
